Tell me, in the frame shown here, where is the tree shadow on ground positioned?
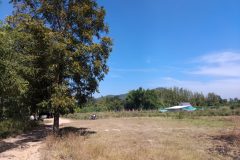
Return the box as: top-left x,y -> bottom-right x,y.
59,127 -> 96,137
0,125 -> 52,153
0,125 -> 96,154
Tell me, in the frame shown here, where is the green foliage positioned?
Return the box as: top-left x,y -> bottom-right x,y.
7,0 -> 112,132
105,97 -> 124,111
50,84 -> 75,111
206,92 -> 222,107
229,98 -> 240,110
0,119 -> 38,138
0,21 -> 34,118
10,0 -> 112,103
123,87 -> 224,110
78,96 -> 124,113
155,87 -> 201,107
125,87 -> 145,110
95,97 -> 124,111
125,88 -> 159,110
76,100 -> 106,113
77,87 -> 240,113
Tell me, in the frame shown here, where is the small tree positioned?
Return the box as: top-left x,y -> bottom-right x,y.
207,92 -> 221,107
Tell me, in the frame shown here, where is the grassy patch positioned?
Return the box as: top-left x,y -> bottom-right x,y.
42,133 -> 206,160
64,111 -> 166,120
41,117 -> 239,160
64,109 -> 240,121
182,117 -> 234,128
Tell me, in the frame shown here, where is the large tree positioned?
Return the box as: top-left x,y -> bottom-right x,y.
10,0 -> 112,133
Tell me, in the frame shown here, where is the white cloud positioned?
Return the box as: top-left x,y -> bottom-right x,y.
191,51 -> 240,77
193,64 -> 240,77
198,52 -> 240,64
149,77 -> 240,99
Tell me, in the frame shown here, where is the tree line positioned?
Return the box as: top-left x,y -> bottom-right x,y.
0,0 -> 112,133
79,87 -> 240,112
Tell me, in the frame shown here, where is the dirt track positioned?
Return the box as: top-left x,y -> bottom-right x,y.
0,118 -> 72,160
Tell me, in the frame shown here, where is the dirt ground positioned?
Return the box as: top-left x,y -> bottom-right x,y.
0,118 -> 72,160
0,117 -> 239,160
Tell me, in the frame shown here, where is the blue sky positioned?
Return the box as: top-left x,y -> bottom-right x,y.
1,0 -> 240,98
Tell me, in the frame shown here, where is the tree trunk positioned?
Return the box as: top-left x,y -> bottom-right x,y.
53,110 -> 60,134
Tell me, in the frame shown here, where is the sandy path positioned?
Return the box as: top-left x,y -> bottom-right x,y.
0,118 -> 72,160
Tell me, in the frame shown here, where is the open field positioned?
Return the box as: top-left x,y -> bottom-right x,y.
41,116 -> 240,160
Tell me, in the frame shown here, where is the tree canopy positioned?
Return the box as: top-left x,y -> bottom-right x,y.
1,0 -> 112,133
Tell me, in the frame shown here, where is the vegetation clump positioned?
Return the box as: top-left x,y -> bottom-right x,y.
0,118 -> 38,138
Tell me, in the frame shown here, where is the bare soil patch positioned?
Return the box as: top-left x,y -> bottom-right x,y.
0,118 -> 73,160
0,125 -> 51,160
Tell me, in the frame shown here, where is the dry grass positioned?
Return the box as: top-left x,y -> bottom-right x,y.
41,116 -> 240,160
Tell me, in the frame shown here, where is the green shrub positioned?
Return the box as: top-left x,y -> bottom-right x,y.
0,119 -> 38,138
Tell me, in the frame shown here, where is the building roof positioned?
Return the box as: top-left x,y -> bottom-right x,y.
165,105 -> 189,110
